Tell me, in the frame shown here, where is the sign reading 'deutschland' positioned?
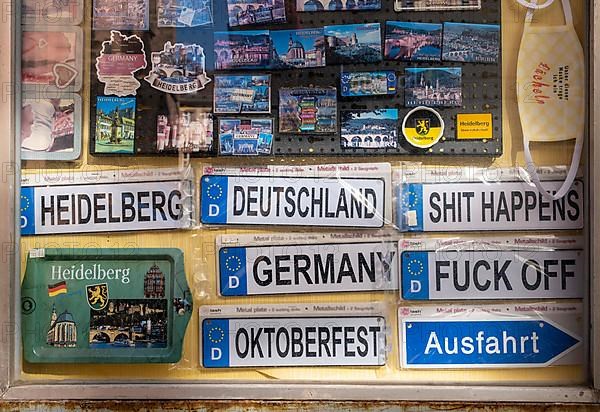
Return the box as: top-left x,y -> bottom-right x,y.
21,168 -> 193,235
398,179 -> 583,232
399,303 -> 582,368
218,240 -> 398,296
401,249 -> 584,300
202,316 -> 387,367
200,163 -> 392,228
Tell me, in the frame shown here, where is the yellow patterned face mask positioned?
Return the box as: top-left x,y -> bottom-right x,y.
516,0 -> 585,200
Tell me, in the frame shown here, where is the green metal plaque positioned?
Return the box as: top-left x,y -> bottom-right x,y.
21,248 -> 192,363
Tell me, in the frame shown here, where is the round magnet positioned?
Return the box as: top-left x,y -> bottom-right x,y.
401,106 -> 445,149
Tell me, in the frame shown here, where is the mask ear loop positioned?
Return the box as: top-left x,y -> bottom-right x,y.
516,0 -> 554,9
523,138 -> 583,201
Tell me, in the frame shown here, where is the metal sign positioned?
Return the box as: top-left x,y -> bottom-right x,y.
399,303 -> 582,369
201,164 -> 391,228
21,248 -> 193,363
218,241 -> 398,296
202,315 -> 386,368
21,169 -> 193,235
398,180 -> 583,232
401,249 -> 584,300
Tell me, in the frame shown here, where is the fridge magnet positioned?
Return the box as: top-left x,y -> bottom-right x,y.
456,113 -> 493,140
404,67 -> 462,107
214,31 -> 272,70
442,22 -> 500,64
145,42 -> 211,94
278,87 -> 337,134
94,96 -> 136,154
271,28 -> 327,69
22,26 -> 83,91
93,0 -> 149,30
297,0 -> 380,11
394,0 -> 480,11
21,248 -> 193,363
384,21 -> 442,62
227,0 -> 285,27
324,23 -> 382,64
214,75 -> 271,114
157,0 -> 213,27
96,31 -> 147,97
341,109 -> 398,149
401,106 -> 444,149
218,118 -> 273,155
340,71 -> 396,97
156,108 -> 213,153
21,92 -> 82,161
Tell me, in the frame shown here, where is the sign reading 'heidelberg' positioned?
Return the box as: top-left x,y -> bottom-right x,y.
21,169 -> 193,235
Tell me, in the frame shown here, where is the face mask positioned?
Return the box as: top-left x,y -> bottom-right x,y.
516,0 -> 585,200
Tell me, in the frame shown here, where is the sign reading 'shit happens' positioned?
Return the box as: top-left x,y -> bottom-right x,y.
200,163 -> 392,228
397,168 -> 583,232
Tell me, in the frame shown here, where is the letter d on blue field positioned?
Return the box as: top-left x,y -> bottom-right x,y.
201,176 -> 228,224
20,187 -> 36,235
202,319 -> 230,368
219,247 -> 248,296
401,251 -> 429,300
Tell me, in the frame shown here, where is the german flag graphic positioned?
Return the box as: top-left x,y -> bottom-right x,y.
48,281 -> 67,297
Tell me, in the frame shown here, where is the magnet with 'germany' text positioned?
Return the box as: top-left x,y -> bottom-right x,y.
21,248 -> 192,363
96,31 -> 147,97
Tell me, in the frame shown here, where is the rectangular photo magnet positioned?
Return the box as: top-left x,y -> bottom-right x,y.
324,23 -> 382,64
214,75 -> 271,114
279,87 -> 337,134
22,26 -> 83,92
442,22 -> 500,64
384,21 -> 442,62
21,92 -> 82,161
93,0 -> 149,30
404,67 -> 462,107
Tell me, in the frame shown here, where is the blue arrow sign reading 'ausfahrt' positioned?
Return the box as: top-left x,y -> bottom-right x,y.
402,319 -> 580,368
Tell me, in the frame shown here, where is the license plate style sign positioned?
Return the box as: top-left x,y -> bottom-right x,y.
202,316 -> 386,367
398,179 -> 583,232
201,164 -> 391,228
401,249 -> 584,300
399,303 -> 582,369
21,168 -> 193,235
219,241 -> 398,296
21,248 -> 193,363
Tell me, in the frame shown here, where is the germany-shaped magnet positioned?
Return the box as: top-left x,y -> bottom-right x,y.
21,248 -> 192,363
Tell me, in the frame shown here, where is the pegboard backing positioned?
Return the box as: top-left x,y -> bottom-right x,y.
89,0 -> 502,157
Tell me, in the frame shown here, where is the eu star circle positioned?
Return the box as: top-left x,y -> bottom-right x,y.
208,326 -> 225,344
225,255 -> 242,272
402,191 -> 418,208
21,195 -> 30,213
407,259 -> 424,276
206,182 -> 223,201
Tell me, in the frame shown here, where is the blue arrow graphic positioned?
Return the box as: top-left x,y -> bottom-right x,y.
403,320 -> 580,367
